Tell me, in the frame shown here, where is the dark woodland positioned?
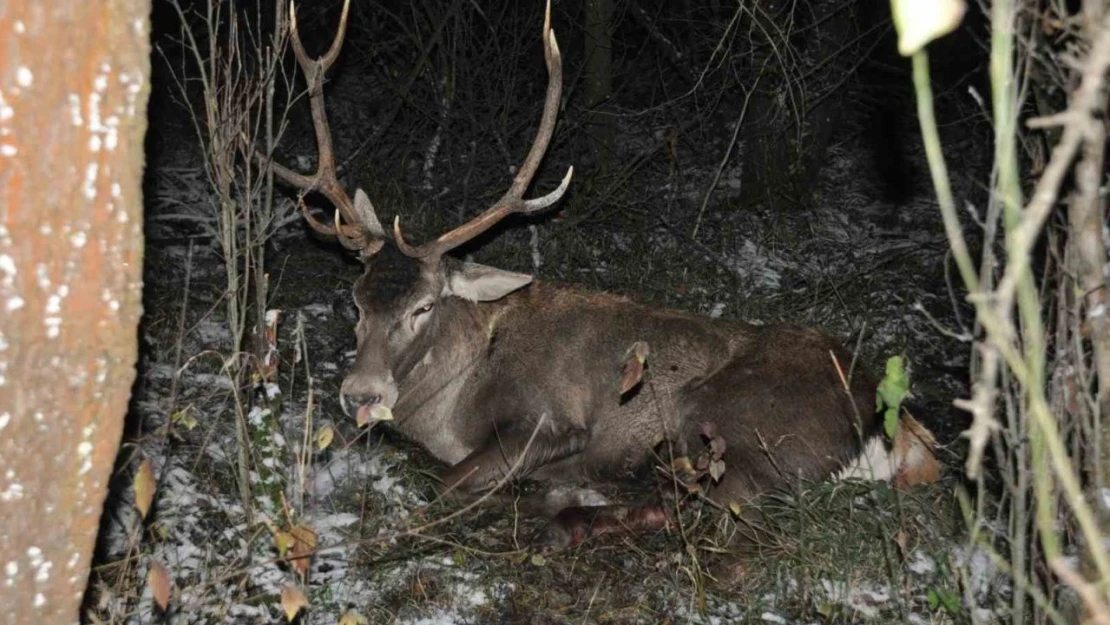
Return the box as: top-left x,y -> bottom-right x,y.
11,0 -> 1100,622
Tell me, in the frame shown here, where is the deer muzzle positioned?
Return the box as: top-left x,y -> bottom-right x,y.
339,371 -> 398,425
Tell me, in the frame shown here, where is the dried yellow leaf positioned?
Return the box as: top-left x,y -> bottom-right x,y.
315,425 -> 334,451
289,524 -> 317,580
170,409 -> 197,431
147,562 -> 171,610
275,531 -> 295,558
356,404 -> 393,428
338,610 -> 369,625
370,405 -> 393,422
280,585 -> 308,622
133,458 -> 156,520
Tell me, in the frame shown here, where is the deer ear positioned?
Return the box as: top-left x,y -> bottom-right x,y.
446,262 -> 533,302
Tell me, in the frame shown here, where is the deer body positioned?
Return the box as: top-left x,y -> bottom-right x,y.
343,249 -> 878,508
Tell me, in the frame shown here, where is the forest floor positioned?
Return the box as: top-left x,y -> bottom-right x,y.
84,56 -> 1011,624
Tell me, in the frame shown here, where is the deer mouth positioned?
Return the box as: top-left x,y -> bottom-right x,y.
354,403 -> 394,428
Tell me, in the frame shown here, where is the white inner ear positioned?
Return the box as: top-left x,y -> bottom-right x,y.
446,262 -> 533,302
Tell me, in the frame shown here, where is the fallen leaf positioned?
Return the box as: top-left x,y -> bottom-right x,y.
170,409 -> 197,431
338,610 -> 369,625
289,524 -> 317,580
315,425 -> 334,451
133,458 -> 156,520
619,341 -> 650,395
728,501 -> 742,517
281,585 -> 308,622
708,435 -> 726,458
709,458 -> 726,482
530,553 -> 547,566
699,421 -> 717,439
894,529 -> 909,560
147,562 -> 171,610
275,531 -> 294,558
671,456 -> 695,478
695,454 -> 710,471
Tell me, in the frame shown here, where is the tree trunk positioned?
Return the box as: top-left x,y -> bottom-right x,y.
584,0 -> 613,172
0,1 -> 151,622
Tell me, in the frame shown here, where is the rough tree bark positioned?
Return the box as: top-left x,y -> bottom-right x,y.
0,2 -> 151,622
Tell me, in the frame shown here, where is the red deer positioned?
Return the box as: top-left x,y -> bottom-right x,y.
271,0 -> 938,550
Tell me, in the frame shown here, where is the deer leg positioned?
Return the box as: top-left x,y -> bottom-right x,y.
536,502 -> 677,549
440,425 -> 589,495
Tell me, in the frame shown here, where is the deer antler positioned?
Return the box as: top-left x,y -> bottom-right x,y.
267,0 -> 385,253
394,0 -> 574,260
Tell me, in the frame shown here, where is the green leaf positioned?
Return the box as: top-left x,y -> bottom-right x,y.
877,356 -> 911,438
936,587 -> 961,614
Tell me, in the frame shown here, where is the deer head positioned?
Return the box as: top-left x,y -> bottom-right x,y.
271,0 -> 572,423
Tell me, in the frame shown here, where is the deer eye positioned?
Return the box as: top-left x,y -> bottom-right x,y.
412,302 -> 434,317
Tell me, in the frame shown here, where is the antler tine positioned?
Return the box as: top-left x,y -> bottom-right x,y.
269,0 -> 377,251
396,0 -> 574,260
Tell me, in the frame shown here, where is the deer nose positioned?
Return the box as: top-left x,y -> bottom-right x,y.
341,392 -> 382,416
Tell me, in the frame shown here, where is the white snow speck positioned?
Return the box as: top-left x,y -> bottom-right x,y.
0,255 -> 15,282
45,317 -> 61,338
6,296 -> 24,311
83,163 -> 99,200
907,551 -> 936,575
16,67 -> 33,88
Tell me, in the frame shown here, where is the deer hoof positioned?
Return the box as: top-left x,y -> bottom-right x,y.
532,517 -> 584,551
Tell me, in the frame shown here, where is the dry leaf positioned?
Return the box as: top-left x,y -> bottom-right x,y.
280,584 -> 308,622
147,562 -> 171,610
338,610 -> 368,625
275,531 -> 294,558
289,524 -> 317,580
728,501 -> 742,518
894,529 -> 909,561
671,456 -> 694,477
315,425 -> 334,451
356,404 -> 393,427
133,458 -> 156,520
170,409 -> 197,431
619,341 -> 650,396
709,458 -> 726,482
370,405 -> 393,422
